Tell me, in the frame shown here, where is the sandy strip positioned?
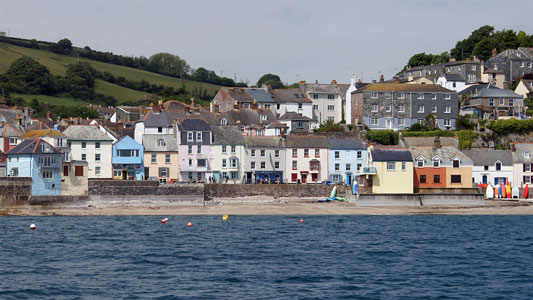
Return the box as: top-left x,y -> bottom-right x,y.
2,200 -> 533,216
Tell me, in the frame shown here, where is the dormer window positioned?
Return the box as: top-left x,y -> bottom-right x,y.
433,158 -> 440,168
157,139 -> 165,147
495,162 -> 501,171
453,158 -> 460,168
221,118 -> 227,126
9,137 -> 17,145
417,158 -> 425,168
196,132 -> 202,141
187,132 -> 194,142
261,115 -> 267,121
525,151 -> 530,158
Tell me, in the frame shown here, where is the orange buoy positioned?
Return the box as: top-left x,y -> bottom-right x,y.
187,222 -> 193,227
30,224 -> 36,229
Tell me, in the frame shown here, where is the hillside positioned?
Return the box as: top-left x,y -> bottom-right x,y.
0,42 -> 221,104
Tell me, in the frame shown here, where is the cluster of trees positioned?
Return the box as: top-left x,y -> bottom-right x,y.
403,25 -> 533,69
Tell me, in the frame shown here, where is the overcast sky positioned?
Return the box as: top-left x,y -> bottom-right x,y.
2,0 -> 533,85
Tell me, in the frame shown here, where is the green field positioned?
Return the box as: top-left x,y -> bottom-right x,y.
12,94 -> 88,107
0,42 -> 221,104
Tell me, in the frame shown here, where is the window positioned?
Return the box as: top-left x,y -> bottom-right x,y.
327,116 -> 335,121
292,149 -> 297,158
189,159 -> 193,166
275,150 -> 280,157
434,175 -> 440,183
431,93 -> 436,100
187,132 -> 193,142
509,99 -> 514,107
472,65 -> 477,71
42,170 -> 53,179
432,105 -> 437,113
387,162 -> 395,171
222,159 -> 227,168
371,118 -> 378,126
398,105 -> 405,112
357,163 -> 362,172
158,127 -> 163,133
433,159 -> 440,168
417,105 -> 424,113
292,160 -> 297,170
418,93 -> 424,99
402,162 -> 406,171
371,104 -> 378,112
188,145 -> 193,154
386,106 -> 391,112
313,94 -> 319,99
453,82 -> 456,88
274,161 -> 280,169
525,176 -> 532,184
63,165 -> 69,176
222,145 -> 227,153
81,154 -> 86,161
315,149 -> 320,157
420,175 -> 426,183
335,151 -> 340,159
357,151 -> 362,159
444,119 -> 451,127
451,175 -> 462,183
81,142 -> 86,149
453,159 -> 460,168
260,162 -> 265,169
160,168 -> 168,177
398,118 -> 405,126
196,132 -> 202,141
526,151 -> 530,158
499,98 -> 505,106
328,94 -> 335,99
231,145 -> 236,153
417,158 -> 424,168
56,138 -> 63,147
296,121 -> 304,129
445,106 -> 451,113
95,154 -> 101,162
197,159 -> 206,167
418,119 -> 424,124
525,164 -> 531,172
95,167 -> 101,176
385,92 -> 391,99
221,118 -> 227,125
165,154 -> 171,163
313,105 -> 319,110
251,161 -> 256,169
328,105 -> 335,111
445,94 -> 451,100
260,150 -> 266,157
251,149 -> 256,157
371,92 -> 378,99
335,163 -> 340,171
496,162 -> 501,171
75,166 -> 84,176
489,98 -> 494,106
197,145 -> 202,154
264,104 -> 271,109
398,92 -> 405,99
95,142 -> 100,149
298,103 -> 303,109
157,139 -> 165,147
9,137 -> 17,145
484,165 -> 489,171
304,149 -> 309,157
346,163 -> 351,171
118,150 -> 139,157
151,154 -> 157,163
261,115 -> 267,120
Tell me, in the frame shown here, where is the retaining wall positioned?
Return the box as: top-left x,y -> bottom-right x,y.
0,177 -> 31,207
356,193 -> 485,206
204,184 -> 345,200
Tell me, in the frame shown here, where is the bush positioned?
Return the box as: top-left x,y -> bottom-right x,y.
408,123 -> 427,131
486,119 -> 533,134
456,115 -> 476,130
457,130 -> 478,149
367,130 -> 399,145
402,130 -> 455,137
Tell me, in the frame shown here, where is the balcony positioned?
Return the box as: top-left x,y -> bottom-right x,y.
360,167 -> 377,175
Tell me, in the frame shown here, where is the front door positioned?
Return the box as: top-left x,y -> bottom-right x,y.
301,173 -> 308,184
347,174 -> 352,185
386,119 -> 392,129
122,170 -> 127,180
482,175 -> 487,184
144,167 -> 149,180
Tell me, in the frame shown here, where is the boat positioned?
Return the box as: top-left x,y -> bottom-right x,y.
512,186 -> 520,198
525,184 -> 529,199
485,184 -> 494,199
506,183 -> 511,198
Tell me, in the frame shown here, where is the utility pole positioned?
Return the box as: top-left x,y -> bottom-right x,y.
234,73 -> 237,82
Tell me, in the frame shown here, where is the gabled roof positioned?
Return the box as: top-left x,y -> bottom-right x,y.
305,83 -> 339,94
278,112 -> 312,121
220,108 -> 276,126
409,146 -> 472,165
402,137 -> 458,147
460,83 -> 499,95
177,118 -> 211,131
223,87 -> 255,103
471,87 -> 522,99
63,125 -> 114,141
327,138 -> 365,150
21,129 -> 65,138
358,83 -> 453,93
0,123 -> 24,137
512,143 -> 533,163
162,100 -> 190,110
243,136 -> 285,148
142,134 -> 178,152
285,136 -> 329,148
266,121 -> 289,129
26,120 -> 52,131
211,125 -> 244,145
0,108 -> 25,124
245,88 -> 275,103
371,149 -> 412,162
6,138 -> 61,155
271,88 -> 312,103
444,73 -> 465,82
117,106 -> 141,114
518,79 -> 533,93
462,150 -> 512,166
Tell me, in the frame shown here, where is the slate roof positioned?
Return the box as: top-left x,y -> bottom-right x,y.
142,134 -> 178,152
358,83 -> 453,93
371,149 -> 412,162
402,137 -> 458,147
143,110 -> 180,127
266,121 -> 289,129
285,136 -> 329,148
278,112 -> 312,121
271,88 -> 312,103
355,82 -> 370,89
211,125 -> 244,145
0,123 -> 24,137
444,73 -> 465,82
26,120 -> 52,131
21,129 -> 65,138
243,136 -> 285,148
220,108 -> 276,126
63,125 -> 114,141
162,100 -> 189,110
6,138 -> 61,155
305,83 -> 339,94
460,83 -> 499,95
512,144 -> 533,163
462,150 -> 512,166
471,88 -> 522,99
328,138 -> 365,150
178,118 -> 211,131
483,68 -> 505,74
226,87 -> 254,103
245,88 -> 275,103
409,146 -> 472,165
519,79 -> 533,93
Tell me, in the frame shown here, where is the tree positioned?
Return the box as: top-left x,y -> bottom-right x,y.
50,38 -> 73,54
66,62 -> 97,88
407,53 -> 434,67
472,37 -> 501,60
192,67 -> 209,82
424,114 -> 437,130
450,25 -> 494,60
256,73 -> 283,89
148,53 -> 190,78
5,56 -> 55,94
492,29 -> 519,50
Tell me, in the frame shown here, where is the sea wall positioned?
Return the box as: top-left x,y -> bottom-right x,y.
204,184 -> 345,200
0,177 -> 31,207
356,193 -> 485,206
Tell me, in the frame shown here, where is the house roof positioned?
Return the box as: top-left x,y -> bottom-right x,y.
142,134 -> 178,152
225,87 -> 255,103
278,112 -> 312,121
220,108 -> 276,126
0,108 -> 25,124
0,123 -> 24,137
471,87 -> 522,99
271,88 -> 312,103
143,110 -> 180,127
21,129 -> 65,138
162,100 -> 189,110
211,125 -> 244,145
462,150 -> 513,166
63,125 -> 114,141
285,136 -> 329,148
178,118 -> 211,131
409,146 -> 472,165
371,149 -> 412,162
6,138 -> 61,155
512,143 -> 533,163
483,68 -> 505,74
305,83 -> 339,94
97,106 -> 115,115
26,120 -> 52,131
327,138 -> 365,150
117,106 -> 141,114
444,73 -> 465,82
518,79 -> 533,93
357,83 -> 453,93
243,136 -> 285,148
266,121 -> 289,129
460,83 -> 499,95
245,88 -> 275,103
402,136 -> 458,147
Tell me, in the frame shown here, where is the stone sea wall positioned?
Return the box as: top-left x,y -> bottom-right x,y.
0,177 -> 31,207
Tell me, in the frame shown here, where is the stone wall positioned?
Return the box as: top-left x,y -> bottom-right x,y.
0,177 -> 31,207
356,193 -> 484,206
89,180 -> 203,197
204,184 -> 345,200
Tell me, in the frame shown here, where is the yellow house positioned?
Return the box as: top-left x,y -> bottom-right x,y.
514,79 -> 533,99
361,148 -> 414,194
61,161 -> 88,196
142,134 -> 179,183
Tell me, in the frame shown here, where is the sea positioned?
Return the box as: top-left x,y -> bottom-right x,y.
0,215 -> 532,300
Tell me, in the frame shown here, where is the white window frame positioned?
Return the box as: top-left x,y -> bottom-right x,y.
444,119 -> 451,127
398,105 -> 405,112
196,132 -> 202,141
445,105 -> 451,113
386,106 -> 391,112
431,93 -> 437,100
398,92 -> 405,99
387,162 -> 396,171
398,118 -> 405,126
371,92 -> 378,99
327,105 -> 335,111
417,158 -> 424,168
417,105 -> 424,113
371,118 -> 378,126
371,104 -> 378,112
445,94 -> 451,100
222,159 -> 227,168
151,153 -> 157,163
418,93 -> 424,99
187,132 -> 194,142
432,106 -> 437,113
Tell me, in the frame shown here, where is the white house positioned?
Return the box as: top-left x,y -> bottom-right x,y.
436,73 -> 466,92
285,136 -> 329,184
512,143 -> 533,188
345,74 -> 369,125
271,88 -> 313,120
462,150 -> 513,185
301,81 -> 343,126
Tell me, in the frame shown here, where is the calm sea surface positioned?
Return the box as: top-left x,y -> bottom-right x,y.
0,215 -> 532,299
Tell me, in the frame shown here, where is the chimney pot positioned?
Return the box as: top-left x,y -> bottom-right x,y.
492,48 -> 498,57
379,75 -> 384,83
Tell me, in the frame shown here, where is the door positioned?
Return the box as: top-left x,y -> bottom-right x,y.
386,119 -> 392,129
301,173 -> 308,184
347,174 -> 352,185
122,170 -> 127,180
144,167 -> 149,180
482,175 -> 487,184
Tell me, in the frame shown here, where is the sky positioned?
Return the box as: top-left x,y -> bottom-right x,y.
2,0 -> 533,85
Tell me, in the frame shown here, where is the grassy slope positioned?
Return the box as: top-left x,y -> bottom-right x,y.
12,94 -> 88,107
0,42 -> 221,104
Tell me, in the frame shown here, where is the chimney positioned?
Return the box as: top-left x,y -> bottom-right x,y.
331,80 -> 337,85
492,48 -> 498,57
251,99 -> 258,110
212,100 -> 219,113
449,58 -> 456,62
233,101 -> 239,110
191,98 -> 195,106
351,73 -> 356,85
433,136 -> 441,149
372,79 -> 377,83
511,142 -> 516,152
261,84 -> 272,92
184,106 -> 190,113
315,80 -> 319,84
357,79 -> 362,83
300,80 -> 306,84
379,75 -> 384,83
394,76 -> 400,84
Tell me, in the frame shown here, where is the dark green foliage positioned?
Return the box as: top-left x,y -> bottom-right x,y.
66,62 -> 97,88
450,25 -> 494,60
408,123 -> 427,131
403,52 -> 450,70
192,67 -> 236,86
5,56 -> 55,94
457,130 -> 478,149
147,53 -> 190,78
49,38 -> 73,55
402,130 -> 455,137
486,119 -> 533,134
366,130 -> 399,145
456,115 -> 476,130
256,74 -> 284,89
315,120 -> 345,132
472,37 -> 501,60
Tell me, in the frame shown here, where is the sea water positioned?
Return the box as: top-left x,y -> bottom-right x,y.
0,215 -> 532,299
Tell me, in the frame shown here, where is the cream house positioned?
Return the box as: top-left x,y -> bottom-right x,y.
211,125 -> 245,184
142,134 -> 179,183
285,136 -> 329,184
515,79 -> 533,99
63,125 -> 113,179
360,148 -> 414,194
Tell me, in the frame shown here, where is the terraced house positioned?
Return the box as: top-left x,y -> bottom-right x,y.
350,83 -> 458,130
243,136 -> 285,184
327,138 -> 366,185
177,118 -> 213,183
301,81 -> 344,125
285,136 -> 329,184
142,134 -> 179,183
211,125 -> 244,184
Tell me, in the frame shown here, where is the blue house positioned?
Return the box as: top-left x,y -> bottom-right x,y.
6,138 -> 62,196
327,139 -> 366,185
112,136 -> 144,180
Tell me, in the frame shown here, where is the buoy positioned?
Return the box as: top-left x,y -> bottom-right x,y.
161,219 -> 166,224
165,218 -> 168,221
30,224 -> 36,230
187,222 -> 193,227
222,214 -> 229,221
300,219 -> 304,223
